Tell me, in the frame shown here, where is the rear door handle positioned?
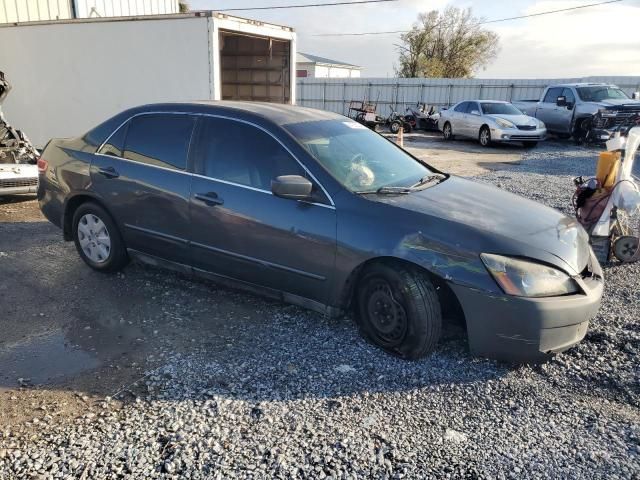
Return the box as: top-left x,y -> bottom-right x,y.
195,192 -> 224,206
98,166 -> 119,179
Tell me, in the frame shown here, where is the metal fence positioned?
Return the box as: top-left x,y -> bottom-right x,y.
296,76 -> 640,115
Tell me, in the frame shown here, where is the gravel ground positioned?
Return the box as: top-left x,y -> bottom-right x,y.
1,141 -> 639,479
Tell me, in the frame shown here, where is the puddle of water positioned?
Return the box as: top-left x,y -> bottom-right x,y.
0,329 -> 99,387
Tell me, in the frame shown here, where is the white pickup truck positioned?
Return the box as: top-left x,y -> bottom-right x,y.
513,82 -> 640,142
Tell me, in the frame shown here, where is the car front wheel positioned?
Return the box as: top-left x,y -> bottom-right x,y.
72,202 -> 129,272
356,263 -> 442,359
443,122 -> 453,140
479,126 -> 491,147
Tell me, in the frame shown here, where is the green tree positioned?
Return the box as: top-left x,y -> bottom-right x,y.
396,7 -> 499,78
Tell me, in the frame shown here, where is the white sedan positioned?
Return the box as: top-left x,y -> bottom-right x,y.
438,100 -> 546,148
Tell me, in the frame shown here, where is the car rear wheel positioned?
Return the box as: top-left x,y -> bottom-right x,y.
443,122 -> 453,140
479,126 -> 491,147
356,263 -> 442,359
72,202 -> 129,272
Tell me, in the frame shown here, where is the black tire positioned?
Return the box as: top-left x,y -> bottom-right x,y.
72,201 -> 129,273
403,122 -> 412,134
442,122 -> 453,140
479,126 -> 491,147
356,263 -> 442,360
522,141 -> 538,148
390,121 -> 401,134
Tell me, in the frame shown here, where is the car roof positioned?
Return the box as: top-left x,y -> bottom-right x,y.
550,83 -> 616,88
136,101 -> 345,127
458,100 -> 510,104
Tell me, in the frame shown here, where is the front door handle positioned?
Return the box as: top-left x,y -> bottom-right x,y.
98,166 -> 119,179
195,192 -> 224,206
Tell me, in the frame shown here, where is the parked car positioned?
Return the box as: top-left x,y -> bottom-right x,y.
38,102 -> 603,362
438,100 -> 546,147
0,71 -> 39,196
513,83 -> 640,142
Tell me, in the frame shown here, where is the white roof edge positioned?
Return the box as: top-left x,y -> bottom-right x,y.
0,10 -> 294,32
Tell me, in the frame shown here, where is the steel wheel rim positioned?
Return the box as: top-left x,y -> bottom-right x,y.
366,279 -> 407,345
614,236 -> 639,262
78,214 -> 111,264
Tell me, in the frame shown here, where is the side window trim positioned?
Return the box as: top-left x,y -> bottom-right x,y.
96,111 -> 335,208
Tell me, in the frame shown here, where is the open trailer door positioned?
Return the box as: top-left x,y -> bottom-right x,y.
219,30 -> 292,104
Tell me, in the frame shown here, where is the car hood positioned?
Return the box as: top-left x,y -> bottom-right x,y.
486,114 -> 538,126
592,98 -> 640,108
372,176 -> 590,275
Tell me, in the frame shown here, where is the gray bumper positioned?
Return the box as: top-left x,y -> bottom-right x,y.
449,274 -> 603,363
0,164 -> 38,196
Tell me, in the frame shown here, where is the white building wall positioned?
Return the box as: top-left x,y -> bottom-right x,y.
0,0 -> 73,23
0,0 -> 179,23
310,65 -> 361,79
74,0 -> 179,18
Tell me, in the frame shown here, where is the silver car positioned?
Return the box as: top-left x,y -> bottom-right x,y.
438,100 -> 547,148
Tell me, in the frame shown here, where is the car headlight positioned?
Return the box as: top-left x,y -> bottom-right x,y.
538,120 -> 546,129
495,118 -> 516,129
480,254 -> 580,297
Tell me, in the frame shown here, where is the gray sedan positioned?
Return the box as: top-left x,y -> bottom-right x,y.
439,100 -> 547,147
38,102 -> 601,363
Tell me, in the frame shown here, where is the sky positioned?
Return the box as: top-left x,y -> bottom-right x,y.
189,0 -> 640,78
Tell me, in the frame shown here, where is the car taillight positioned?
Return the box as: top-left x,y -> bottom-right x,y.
37,157 -> 48,173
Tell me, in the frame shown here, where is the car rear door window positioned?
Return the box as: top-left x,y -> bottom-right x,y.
453,102 -> 468,113
123,114 -> 195,170
98,121 -> 128,157
193,117 -> 306,191
543,87 -> 563,103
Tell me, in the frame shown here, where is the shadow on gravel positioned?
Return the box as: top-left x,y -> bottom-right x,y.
0,216 -> 509,405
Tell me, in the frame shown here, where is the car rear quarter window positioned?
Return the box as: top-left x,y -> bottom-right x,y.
122,114 -> 195,170
97,121 -> 128,157
193,117 -> 305,191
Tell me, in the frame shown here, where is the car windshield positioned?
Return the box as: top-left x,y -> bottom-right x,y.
284,119 -> 434,192
576,87 -> 629,102
481,103 -> 522,115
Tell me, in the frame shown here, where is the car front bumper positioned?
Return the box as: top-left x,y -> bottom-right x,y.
490,126 -> 547,143
449,264 -> 604,363
0,164 -> 38,195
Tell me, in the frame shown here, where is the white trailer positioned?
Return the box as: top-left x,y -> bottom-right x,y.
0,11 -> 296,146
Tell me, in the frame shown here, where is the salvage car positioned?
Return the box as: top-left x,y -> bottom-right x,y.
513,83 -> 640,142
438,100 -> 546,147
38,102 -> 603,362
0,71 -> 39,196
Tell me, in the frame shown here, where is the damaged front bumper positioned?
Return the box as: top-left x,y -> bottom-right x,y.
0,163 -> 38,195
449,254 -> 604,363
0,70 -> 39,196
590,108 -> 640,142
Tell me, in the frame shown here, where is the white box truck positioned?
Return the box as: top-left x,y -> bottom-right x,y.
0,11 -> 296,146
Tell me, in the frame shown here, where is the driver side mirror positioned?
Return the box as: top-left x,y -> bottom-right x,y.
271,175 -> 313,200
556,96 -> 567,107
470,109 -> 481,116
633,92 -> 640,100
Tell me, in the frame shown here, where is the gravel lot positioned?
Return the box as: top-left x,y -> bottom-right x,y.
0,139 -> 639,479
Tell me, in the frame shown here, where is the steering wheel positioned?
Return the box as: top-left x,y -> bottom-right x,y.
350,152 -> 366,165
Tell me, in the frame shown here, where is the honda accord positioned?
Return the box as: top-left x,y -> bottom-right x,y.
38,102 -> 603,362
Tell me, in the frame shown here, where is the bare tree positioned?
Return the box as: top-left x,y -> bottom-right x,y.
396,7 -> 499,78
179,2 -> 190,13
